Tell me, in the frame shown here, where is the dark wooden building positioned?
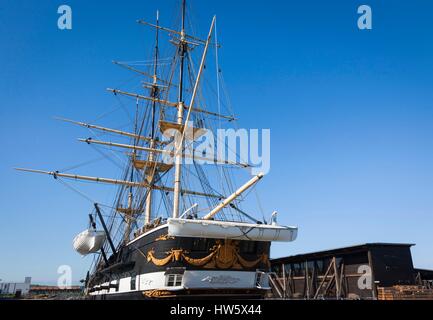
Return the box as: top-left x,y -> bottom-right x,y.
269,243 -> 420,299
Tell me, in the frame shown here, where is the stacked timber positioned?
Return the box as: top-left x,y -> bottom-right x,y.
378,285 -> 433,300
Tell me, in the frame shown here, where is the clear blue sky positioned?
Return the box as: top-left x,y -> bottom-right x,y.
1,0 -> 433,284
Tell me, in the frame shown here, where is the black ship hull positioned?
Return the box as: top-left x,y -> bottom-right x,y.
86,223 -> 272,299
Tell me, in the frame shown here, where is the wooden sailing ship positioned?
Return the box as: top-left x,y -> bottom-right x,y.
16,0 -> 297,299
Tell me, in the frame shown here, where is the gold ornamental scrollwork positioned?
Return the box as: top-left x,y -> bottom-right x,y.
147,249 -> 183,266
146,239 -> 270,269
143,290 -> 174,298
155,234 -> 175,241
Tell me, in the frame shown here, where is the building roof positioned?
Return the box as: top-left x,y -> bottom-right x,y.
271,243 -> 415,263
29,285 -> 82,291
414,268 -> 433,278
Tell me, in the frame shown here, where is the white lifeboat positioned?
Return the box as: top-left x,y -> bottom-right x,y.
73,229 -> 106,255
167,218 -> 298,242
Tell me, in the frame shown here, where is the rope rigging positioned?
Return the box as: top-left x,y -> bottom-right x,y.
41,2 -> 274,276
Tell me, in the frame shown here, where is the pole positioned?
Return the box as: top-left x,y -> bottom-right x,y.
145,10 -> 160,224
89,214 -> 108,265
173,0 -> 187,218
203,173 -> 264,220
94,203 -> 116,254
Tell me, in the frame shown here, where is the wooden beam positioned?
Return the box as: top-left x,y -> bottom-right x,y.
339,261 -> 346,299
55,117 -> 167,145
333,257 -> 341,299
202,173 -> 264,220
107,88 -> 235,121
14,168 -> 221,198
78,138 -> 250,168
112,61 -> 173,86
136,19 -> 220,47
107,88 -> 178,107
368,250 -> 378,300
282,263 -> 287,299
305,261 -> 310,299
313,258 -> 334,299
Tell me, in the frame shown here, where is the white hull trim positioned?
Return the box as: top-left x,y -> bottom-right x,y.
126,224 -> 168,246
89,270 -> 270,296
167,218 -> 298,242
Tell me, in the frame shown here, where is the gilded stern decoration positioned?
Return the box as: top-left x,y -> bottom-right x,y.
146,239 -> 270,269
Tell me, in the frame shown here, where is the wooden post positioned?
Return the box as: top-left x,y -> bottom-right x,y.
313,259 -> 334,299
339,261 -> 345,299
323,274 -> 336,297
268,273 -> 283,298
311,262 -> 317,296
367,249 -> 377,300
305,261 -> 310,299
333,257 -> 341,299
282,263 -> 287,299
288,268 -> 294,297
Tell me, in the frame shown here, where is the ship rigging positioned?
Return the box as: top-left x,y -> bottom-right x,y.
16,0 -> 297,299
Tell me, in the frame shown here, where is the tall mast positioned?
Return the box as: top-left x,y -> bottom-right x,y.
178,0 -> 186,103
126,99 -> 138,242
173,0 -> 187,218
145,10 -> 160,224
151,10 -> 160,139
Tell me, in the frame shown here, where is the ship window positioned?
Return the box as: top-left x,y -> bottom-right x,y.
130,274 -> 136,290
191,238 -> 208,252
166,274 -> 183,287
241,241 -> 257,254
255,272 -> 263,287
